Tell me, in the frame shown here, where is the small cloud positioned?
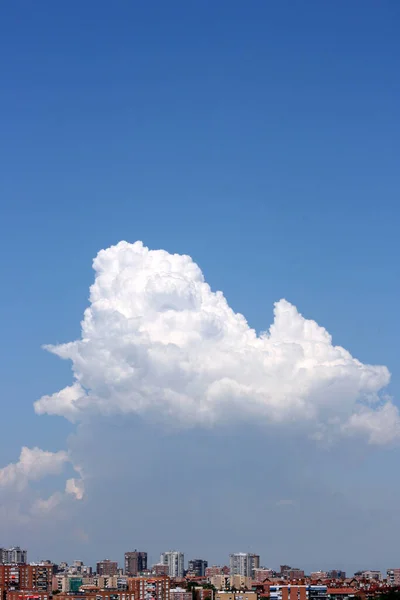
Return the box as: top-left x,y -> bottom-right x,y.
65,477 -> 85,500
276,499 -> 296,507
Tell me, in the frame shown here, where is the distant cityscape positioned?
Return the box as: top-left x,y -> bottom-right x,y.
0,547 -> 399,600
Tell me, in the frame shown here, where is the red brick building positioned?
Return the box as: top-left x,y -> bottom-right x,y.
152,567 -> 169,577
7,590 -> 50,600
0,565 -> 53,592
128,576 -> 170,600
57,591 -> 135,600
96,562 -> 119,577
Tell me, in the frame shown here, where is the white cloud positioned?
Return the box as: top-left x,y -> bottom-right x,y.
65,477 -> 85,500
30,492 -> 63,515
276,499 -> 296,507
0,447 -> 69,491
0,446 -> 85,524
343,401 -> 400,445
33,240 -> 397,444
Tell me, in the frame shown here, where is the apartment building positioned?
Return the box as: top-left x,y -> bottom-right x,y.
215,592 -> 257,600
0,564 -> 53,592
125,552 -> 148,576
387,569 -> 400,586
96,561 -> 119,577
160,553 -> 184,578
0,548 -> 27,564
128,576 -> 170,600
152,565 -> 169,577
253,569 -> 274,582
57,591 -> 135,600
188,560 -> 208,577
270,585 -> 327,600
170,587 -> 192,600
229,555 -> 259,578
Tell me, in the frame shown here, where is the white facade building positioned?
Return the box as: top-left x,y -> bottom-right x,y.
229,554 -> 259,578
160,551 -> 184,577
0,547 -> 27,564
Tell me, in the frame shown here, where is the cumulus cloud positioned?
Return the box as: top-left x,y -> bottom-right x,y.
0,446 -> 85,524
343,401 -> 400,445
33,240 -> 398,444
65,477 -> 85,500
0,447 -> 69,491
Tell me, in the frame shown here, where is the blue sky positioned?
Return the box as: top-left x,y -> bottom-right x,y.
0,1 -> 399,573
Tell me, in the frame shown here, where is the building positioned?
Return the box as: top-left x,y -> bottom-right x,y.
287,571 -> 305,581
270,585 -> 327,600
7,591 -> 49,600
387,569 -> 400,586
57,591 -> 135,600
125,552 -> 148,576
253,569 -> 274,582
206,567 -> 223,578
357,571 -> 382,582
0,548 -> 27,564
128,575 -> 170,600
69,561 -> 92,577
229,575 -> 252,590
310,573 -> 328,581
27,564 -> 54,592
170,587 -> 192,600
188,560 -> 208,577
251,555 -> 260,575
229,555 -> 259,578
96,561 -> 118,577
194,587 -> 214,600
160,553 -> 184,578
215,592 -> 257,600
152,565 -> 170,577
210,575 -> 229,591
308,586 -> 328,600
327,588 -> 355,600
327,572 -> 346,581
0,564 -> 53,592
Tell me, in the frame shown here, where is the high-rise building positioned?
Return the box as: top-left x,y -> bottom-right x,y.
125,552 -> 148,576
229,554 -> 259,578
188,560 -> 208,577
160,552 -> 184,578
96,560 -> 118,576
0,548 -> 27,564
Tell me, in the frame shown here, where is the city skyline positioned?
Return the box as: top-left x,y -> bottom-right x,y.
1,546 -> 397,580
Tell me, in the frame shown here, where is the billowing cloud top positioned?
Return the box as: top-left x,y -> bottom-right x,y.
34,241 -> 399,444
